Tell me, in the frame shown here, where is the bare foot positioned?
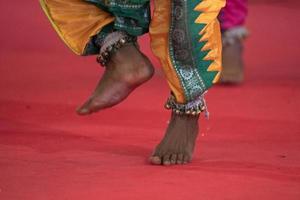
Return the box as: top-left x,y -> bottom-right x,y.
150,113 -> 199,166
77,44 -> 154,115
219,40 -> 244,84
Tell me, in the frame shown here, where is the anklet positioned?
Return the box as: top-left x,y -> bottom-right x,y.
96,31 -> 137,66
222,26 -> 249,46
165,95 -> 209,117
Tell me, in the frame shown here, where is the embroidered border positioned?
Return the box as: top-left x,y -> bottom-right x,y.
169,0 -> 207,102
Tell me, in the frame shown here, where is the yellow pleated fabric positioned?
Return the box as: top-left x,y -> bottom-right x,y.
40,0 -> 114,55
149,0 -> 186,103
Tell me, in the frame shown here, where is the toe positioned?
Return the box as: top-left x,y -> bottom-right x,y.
77,100 -> 92,115
170,154 -> 177,165
176,153 -> 184,164
183,154 -> 190,164
77,108 -> 90,115
162,154 -> 171,166
149,156 -> 162,165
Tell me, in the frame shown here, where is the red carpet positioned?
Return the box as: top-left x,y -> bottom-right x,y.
0,1 -> 300,200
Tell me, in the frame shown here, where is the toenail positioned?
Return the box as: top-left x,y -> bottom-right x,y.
176,159 -> 183,164
150,156 -> 161,165
163,161 -> 171,166
77,108 -> 90,115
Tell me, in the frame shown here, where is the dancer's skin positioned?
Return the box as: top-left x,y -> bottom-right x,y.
220,38 -> 244,84
150,113 -> 199,165
77,44 -> 154,115
77,44 -> 200,165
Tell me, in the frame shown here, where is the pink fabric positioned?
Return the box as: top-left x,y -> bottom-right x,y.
219,0 -> 248,31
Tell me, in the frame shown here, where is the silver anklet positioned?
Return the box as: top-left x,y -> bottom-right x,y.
222,26 -> 249,46
165,95 -> 209,117
96,31 -> 137,66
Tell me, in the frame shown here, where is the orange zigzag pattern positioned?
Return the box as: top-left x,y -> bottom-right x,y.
194,0 -> 226,83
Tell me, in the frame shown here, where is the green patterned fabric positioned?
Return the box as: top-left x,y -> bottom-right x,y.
168,0 -> 217,101
85,0 -> 150,36
187,1 -> 217,93
83,0 -> 150,55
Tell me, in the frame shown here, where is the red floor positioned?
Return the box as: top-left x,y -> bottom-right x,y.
1,1 -> 300,200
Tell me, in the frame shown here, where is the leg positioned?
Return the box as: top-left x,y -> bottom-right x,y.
219,0 -> 248,84
77,1 -> 155,114
149,0 -> 225,165
40,0 -> 154,115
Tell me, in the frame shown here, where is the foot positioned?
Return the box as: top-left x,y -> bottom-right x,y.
150,113 -> 199,166
77,44 -> 154,115
219,39 -> 244,84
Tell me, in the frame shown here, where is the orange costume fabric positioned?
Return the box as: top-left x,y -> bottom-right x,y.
40,0 -> 225,104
